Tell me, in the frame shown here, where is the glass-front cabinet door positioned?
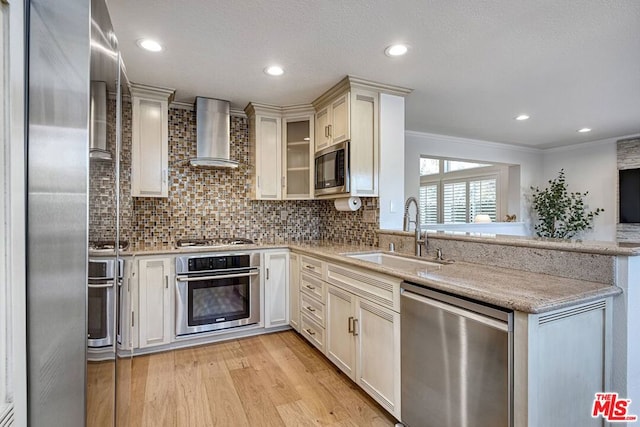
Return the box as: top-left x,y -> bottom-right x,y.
284,114 -> 314,199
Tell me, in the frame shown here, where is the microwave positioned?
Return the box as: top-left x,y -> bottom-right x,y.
315,141 -> 350,197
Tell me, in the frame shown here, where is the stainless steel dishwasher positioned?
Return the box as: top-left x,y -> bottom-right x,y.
400,281 -> 513,427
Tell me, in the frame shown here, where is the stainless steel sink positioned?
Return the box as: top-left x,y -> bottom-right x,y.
342,251 -> 444,270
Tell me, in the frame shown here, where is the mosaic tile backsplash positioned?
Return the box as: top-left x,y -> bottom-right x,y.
90,102 -> 379,249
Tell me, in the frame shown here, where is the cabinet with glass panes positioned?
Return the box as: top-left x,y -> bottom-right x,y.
283,110 -> 314,199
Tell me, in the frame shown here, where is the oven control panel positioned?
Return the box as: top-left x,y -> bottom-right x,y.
187,255 -> 251,273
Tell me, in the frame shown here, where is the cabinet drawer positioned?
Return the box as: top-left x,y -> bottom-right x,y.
300,256 -> 323,279
326,262 -> 401,312
300,292 -> 325,327
300,314 -> 325,353
301,273 -> 326,303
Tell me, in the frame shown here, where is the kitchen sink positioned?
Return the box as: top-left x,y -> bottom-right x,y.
342,251 -> 444,270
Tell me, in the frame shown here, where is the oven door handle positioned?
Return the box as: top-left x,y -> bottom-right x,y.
88,281 -> 115,288
176,270 -> 259,282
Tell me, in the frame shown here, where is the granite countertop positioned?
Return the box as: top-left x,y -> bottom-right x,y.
288,242 -> 622,314
378,229 -> 640,256
93,240 -> 622,315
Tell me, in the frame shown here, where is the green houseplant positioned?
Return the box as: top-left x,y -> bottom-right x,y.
530,169 -> 603,239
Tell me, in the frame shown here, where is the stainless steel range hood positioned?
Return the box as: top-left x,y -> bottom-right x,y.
89,80 -> 111,160
191,97 -> 238,168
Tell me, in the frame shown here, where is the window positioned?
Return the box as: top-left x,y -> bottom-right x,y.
419,157 -> 505,224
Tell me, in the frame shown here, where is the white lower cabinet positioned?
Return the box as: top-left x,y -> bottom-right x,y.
289,252 -> 300,331
137,257 -> 172,348
326,283 -> 401,419
355,297 -> 400,418
264,251 -> 289,328
326,286 -> 356,377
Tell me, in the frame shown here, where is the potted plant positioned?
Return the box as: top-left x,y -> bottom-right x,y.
530,169 -> 603,239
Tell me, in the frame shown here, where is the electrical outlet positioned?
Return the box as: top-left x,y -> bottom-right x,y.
362,210 -> 376,223
280,209 -> 288,221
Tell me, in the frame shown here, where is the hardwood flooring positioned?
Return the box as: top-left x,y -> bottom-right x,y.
124,330 -> 396,426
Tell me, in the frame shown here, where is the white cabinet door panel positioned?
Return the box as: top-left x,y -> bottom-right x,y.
264,251 -> 289,328
138,258 -> 171,348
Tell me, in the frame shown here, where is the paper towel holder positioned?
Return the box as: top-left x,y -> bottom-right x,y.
334,196 -> 362,212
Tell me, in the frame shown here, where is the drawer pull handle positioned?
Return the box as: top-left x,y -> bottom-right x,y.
305,265 -> 316,270
305,328 -> 316,336
305,285 -> 316,290
306,306 -> 316,312
353,318 -> 359,336
348,316 -> 354,333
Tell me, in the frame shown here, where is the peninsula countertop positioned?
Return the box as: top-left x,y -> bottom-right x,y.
101,240 -> 622,314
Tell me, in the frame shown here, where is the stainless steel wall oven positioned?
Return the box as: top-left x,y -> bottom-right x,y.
175,252 -> 260,336
87,259 -> 122,348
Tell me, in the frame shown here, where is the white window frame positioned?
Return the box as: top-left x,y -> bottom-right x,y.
419,156 -> 508,224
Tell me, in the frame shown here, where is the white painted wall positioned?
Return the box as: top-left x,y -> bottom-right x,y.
404,131 -> 544,228
379,93 -> 405,230
542,138 -> 618,241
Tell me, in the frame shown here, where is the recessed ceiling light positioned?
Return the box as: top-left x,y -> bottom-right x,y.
384,44 -> 408,57
264,66 -> 284,76
136,39 -> 163,52
577,128 -> 592,133
515,114 -> 530,121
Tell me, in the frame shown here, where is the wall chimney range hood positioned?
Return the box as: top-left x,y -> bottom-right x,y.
89,81 -> 111,161
191,97 -> 238,168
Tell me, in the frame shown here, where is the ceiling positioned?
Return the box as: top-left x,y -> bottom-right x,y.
106,0 -> 640,149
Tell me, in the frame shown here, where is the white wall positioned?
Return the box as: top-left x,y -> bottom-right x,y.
542,138 -> 618,241
404,131 -> 544,227
379,93 -> 406,230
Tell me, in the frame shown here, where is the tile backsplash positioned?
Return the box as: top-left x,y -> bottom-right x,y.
90,102 -> 379,249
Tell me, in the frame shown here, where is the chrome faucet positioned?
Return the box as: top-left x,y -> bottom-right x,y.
403,197 -> 426,256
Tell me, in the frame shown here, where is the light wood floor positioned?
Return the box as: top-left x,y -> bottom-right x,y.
91,330 -> 397,426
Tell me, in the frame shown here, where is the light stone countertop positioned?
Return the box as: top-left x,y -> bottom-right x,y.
288,242 -> 622,314
96,240 -> 622,314
378,229 -> 640,256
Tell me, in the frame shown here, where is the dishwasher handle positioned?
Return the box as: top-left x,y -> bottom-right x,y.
401,288 -> 510,332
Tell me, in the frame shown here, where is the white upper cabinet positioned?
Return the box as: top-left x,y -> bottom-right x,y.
130,83 -> 175,198
283,110 -> 314,199
246,104 -> 282,200
314,106 -> 330,151
246,103 -> 314,200
312,76 -> 411,198
329,93 -> 350,145
314,92 -> 350,152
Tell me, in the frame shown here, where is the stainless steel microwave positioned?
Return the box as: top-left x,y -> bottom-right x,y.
315,141 -> 350,197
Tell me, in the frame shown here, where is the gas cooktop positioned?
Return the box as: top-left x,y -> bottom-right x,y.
89,240 -> 130,251
175,237 -> 254,249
